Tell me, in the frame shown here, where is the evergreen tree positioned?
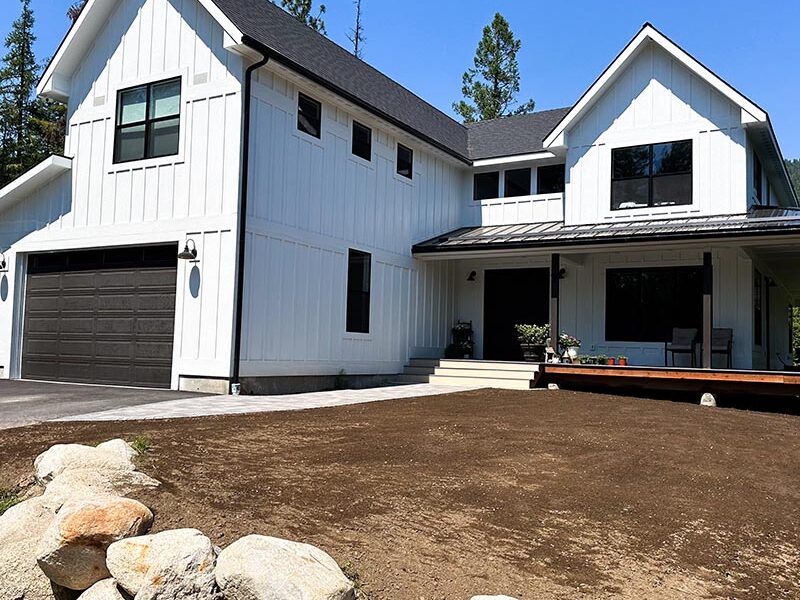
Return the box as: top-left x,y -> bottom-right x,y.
68,0 -> 88,22
275,0 -> 326,34
347,0 -> 365,59
453,13 -> 535,123
786,158 -> 800,200
0,0 -> 65,187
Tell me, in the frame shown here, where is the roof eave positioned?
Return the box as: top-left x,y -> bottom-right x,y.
0,155 -> 73,215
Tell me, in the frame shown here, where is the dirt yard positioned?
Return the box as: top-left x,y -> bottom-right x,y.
1,389 -> 798,599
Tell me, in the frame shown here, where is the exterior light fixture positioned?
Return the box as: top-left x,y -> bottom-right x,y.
0,252 -> 7,272
178,239 -> 198,261
558,268 -> 567,280
467,270 -> 477,282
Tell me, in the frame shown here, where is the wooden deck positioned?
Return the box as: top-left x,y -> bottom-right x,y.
537,363 -> 800,397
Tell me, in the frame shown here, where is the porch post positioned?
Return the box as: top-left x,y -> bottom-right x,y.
550,253 -> 560,350
702,252 -> 713,369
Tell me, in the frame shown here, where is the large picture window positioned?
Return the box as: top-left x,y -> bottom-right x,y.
611,140 -> 692,210
346,249 -> 371,334
114,78 -> 181,163
606,266 -> 703,342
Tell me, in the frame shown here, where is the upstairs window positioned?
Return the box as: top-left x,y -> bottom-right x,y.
397,144 -> 413,179
474,171 -> 499,201
504,168 -> 531,197
754,154 -> 763,203
346,249 -> 371,334
537,164 -> 565,194
611,140 -> 692,210
352,121 -> 372,161
297,93 -> 322,138
114,78 -> 181,163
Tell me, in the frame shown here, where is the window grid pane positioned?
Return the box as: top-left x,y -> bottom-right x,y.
537,164 -> 565,194
504,168 -> 531,197
474,172 -> 499,201
115,78 -> 181,163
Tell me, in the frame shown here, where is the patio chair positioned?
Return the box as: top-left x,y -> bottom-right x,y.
664,328 -> 698,367
709,328 -> 733,369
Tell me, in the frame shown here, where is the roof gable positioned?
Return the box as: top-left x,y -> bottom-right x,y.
543,23 -> 767,149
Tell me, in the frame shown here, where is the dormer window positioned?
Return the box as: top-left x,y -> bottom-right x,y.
611,140 -> 692,210
114,78 -> 181,163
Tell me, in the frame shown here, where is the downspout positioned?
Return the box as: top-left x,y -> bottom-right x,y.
231,49 -> 270,394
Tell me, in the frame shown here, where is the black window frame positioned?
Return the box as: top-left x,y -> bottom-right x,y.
605,265 -> 704,343
504,168 -> 531,198
537,164 -> 566,195
473,171 -> 500,201
351,120 -> 372,161
611,140 -> 693,211
346,249 -> 372,334
297,92 -> 322,139
113,76 -> 182,164
397,143 -> 413,179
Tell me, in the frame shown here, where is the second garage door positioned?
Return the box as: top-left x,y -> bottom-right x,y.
22,245 -> 178,388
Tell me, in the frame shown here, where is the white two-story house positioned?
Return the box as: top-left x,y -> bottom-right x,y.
0,0 -> 797,393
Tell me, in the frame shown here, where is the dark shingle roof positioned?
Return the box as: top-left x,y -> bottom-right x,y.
413,212 -> 800,254
210,0 -> 470,159
466,108 -> 572,160
209,0 -> 570,163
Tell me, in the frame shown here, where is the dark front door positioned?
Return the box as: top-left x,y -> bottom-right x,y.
483,268 -> 549,361
22,245 -> 178,388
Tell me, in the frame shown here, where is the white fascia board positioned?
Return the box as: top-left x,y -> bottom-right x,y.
543,24 -> 768,149
0,155 -> 72,214
472,151 -> 558,168
37,0 -> 244,101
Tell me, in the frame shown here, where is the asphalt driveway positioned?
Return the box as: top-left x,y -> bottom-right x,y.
0,380 -> 205,430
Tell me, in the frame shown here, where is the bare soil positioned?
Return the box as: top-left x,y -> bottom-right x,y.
1,389 -> 798,599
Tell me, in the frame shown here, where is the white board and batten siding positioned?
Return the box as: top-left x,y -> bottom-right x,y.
240,67 -> 465,377
0,0 -> 244,385
565,41 -> 748,226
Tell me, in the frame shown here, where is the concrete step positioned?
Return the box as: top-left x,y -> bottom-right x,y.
408,358 -> 441,368
404,366 -> 437,376
433,367 -> 538,379
394,374 -> 431,384
438,360 -> 540,372
428,375 -> 534,390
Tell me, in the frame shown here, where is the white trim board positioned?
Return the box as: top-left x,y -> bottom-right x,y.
0,155 -> 72,215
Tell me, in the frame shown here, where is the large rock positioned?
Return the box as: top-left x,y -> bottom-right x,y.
215,535 -> 355,600
106,528 -> 219,599
0,496 -> 76,600
44,467 -> 159,503
77,580 -> 127,600
34,440 -> 138,484
36,497 -> 153,591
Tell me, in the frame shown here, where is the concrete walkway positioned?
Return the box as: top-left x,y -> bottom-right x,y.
55,383 -> 479,422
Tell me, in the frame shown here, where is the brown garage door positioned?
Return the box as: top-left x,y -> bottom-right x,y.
22,245 -> 178,388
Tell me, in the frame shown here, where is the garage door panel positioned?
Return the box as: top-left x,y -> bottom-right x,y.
22,245 -> 177,388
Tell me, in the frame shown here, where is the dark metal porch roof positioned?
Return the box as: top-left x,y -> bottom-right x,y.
412,208 -> 800,254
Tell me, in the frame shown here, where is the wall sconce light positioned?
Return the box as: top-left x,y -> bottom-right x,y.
558,268 -> 567,280
178,239 -> 199,262
467,270 -> 477,282
0,251 -> 7,272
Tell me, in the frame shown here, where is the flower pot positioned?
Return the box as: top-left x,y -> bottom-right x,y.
618,358 -> 628,366
607,358 -> 616,366
520,343 -> 545,362
567,346 -> 580,360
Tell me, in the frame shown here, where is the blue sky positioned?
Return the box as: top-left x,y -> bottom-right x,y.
3,0 -> 799,156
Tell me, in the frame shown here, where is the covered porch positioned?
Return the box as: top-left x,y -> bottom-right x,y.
412,211 -> 800,375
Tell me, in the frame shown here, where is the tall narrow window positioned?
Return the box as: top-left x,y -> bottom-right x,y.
474,172 -> 499,201
297,93 -> 322,138
611,140 -> 692,210
397,144 -> 413,179
537,164 -> 566,194
352,121 -> 372,161
754,154 -> 763,203
504,168 -> 531,197
346,249 -> 371,334
114,77 -> 181,163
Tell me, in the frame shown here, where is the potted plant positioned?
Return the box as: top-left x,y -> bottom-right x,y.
559,333 -> 582,360
596,354 -> 607,366
445,321 -> 475,359
618,355 -> 629,366
607,356 -> 616,365
514,324 -> 549,362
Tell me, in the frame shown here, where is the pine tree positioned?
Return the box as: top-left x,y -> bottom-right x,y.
786,158 -> 800,200
276,0 -> 326,34
67,0 -> 88,22
453,13 -> 535,123
347,0 -> 365,59
0,0 -> 65,187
